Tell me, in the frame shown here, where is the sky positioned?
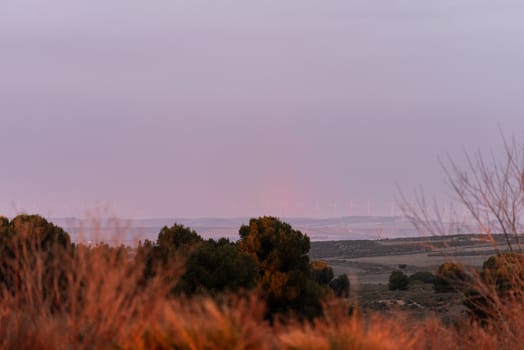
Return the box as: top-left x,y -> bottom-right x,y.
1,0 -> 524,219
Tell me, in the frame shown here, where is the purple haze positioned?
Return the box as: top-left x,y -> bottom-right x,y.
1,0 -> 523,219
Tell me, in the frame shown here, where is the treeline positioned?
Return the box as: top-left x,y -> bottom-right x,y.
0,214 -> 348,320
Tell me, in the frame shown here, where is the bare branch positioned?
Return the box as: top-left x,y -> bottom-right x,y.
400,135 -> 524,252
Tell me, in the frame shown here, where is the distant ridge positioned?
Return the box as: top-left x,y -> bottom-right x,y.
47,216 -> 420,245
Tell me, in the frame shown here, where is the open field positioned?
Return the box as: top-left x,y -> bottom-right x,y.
310,234 -> 522,322
310,234 -> 516,285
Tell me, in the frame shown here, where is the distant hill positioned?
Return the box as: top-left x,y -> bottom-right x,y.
50,216 -> 421,245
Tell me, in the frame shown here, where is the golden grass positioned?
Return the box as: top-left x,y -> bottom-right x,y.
2,232 -> 524,349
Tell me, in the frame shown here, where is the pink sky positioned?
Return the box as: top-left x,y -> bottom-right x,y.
1,0 -> 523,218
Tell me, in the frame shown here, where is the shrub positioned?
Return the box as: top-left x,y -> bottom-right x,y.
433,262 -> 468,293
464,253 -> 524,321
481,253 -> 524,295
310,260 -> 335,286
388,271 -> 409,291
329,274 -> 350,297
408,271 -> 435,284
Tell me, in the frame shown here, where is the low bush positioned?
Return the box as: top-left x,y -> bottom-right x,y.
464,253 -> 524,321
388,270 -> 409,291
310,261 -> 335,286
329,274 -> 350,298
408,271 -> 435,284
433,262 -> 468,293
481,253 -> 524,295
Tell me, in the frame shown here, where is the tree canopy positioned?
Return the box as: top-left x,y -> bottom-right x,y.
238,216 -> 324,319
137,223 -> 203,282
178,238 -> 258,295
310,260 -> 335,286
0,215 -> 72,302
0,214 -> 70,251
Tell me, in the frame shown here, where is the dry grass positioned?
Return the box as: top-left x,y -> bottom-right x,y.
2,230 -> 524,350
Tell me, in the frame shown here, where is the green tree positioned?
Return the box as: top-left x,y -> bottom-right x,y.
156,224 -> 202,256
0,215 -> 72,305
1,214 -> 70,250
137,224 -> 259,298
238,216 -> 323,319
0,216 -> 8,234
178,238 -> 258,295
389,270 -> 409,291
137,223 -> 203,280
239,217 -> 310,274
